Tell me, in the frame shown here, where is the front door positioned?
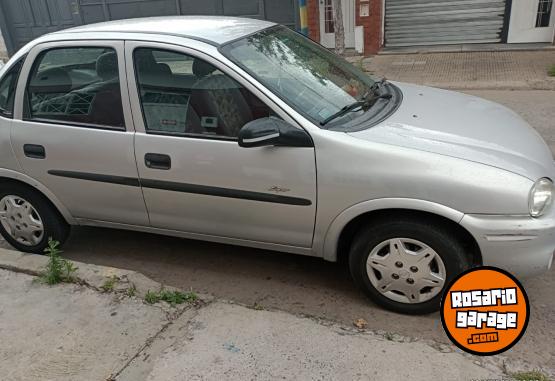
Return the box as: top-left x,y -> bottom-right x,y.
11,40 -> 149,226
319,0 -> 356,49
126,42 -> 317,248
508,0 -> 555,43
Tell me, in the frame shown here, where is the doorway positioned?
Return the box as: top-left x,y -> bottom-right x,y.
319,0 -> 356,49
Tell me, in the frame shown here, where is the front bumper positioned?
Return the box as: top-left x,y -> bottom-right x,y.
461,209 -> 555,279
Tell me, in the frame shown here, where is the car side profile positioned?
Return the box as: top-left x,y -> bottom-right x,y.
0,16 -> 553,314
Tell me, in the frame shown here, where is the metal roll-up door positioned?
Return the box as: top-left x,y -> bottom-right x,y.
385,0 -> 507,47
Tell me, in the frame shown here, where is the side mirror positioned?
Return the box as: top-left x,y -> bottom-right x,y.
238,117 -> 313,148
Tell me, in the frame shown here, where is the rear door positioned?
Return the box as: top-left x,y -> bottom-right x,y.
125,41 -> 317,248
11,40 -> 148,226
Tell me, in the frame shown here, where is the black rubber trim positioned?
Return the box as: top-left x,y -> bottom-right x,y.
47,170 -> 312,206
48,170 -> 140,187
140,179 -> 312,206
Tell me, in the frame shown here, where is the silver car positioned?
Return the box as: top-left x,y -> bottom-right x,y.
0,16 -> 553,314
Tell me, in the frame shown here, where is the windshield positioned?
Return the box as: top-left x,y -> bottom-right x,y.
221,26 -> 377,126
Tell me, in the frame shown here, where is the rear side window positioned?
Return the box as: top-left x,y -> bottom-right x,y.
24,47 -> 125,129
0,59 -> 24,118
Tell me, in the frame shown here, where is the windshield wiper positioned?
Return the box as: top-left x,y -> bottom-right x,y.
320,78 -> 391,127
320,91 -> 392,126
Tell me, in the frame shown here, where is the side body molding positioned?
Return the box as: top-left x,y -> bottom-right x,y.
0,168 -> 77,224
321,198 -> 465,262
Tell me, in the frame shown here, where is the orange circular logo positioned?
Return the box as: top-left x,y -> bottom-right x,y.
440,267 -> 529,356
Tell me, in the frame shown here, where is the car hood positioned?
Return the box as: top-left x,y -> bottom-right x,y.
348,82 -> 554,180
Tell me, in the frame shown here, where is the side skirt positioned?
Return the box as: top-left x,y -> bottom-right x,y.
75,218 -> 319,258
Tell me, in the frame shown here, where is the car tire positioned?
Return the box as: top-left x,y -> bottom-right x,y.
349,216 -> 471,315
0,183 -> 69,254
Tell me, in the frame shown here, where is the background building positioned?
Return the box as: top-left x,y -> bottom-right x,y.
0,0 -> 553,57
307,0 -> 555,55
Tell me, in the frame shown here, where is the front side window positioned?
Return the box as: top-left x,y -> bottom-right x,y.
0,59 -> 24,118
134,48 -> 272,138
24,47 -> 125,128
221,26 -> 378,127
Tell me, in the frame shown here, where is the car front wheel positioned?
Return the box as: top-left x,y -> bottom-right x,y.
0,184 -> 69,254
349,216 -> 471,314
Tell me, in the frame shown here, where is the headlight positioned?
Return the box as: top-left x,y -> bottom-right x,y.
529,178 -> 553,217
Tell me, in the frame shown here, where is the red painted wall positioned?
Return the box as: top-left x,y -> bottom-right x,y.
306,0 -> 383,55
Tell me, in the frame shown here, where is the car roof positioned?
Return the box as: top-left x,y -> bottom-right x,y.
56,16 -> 276,46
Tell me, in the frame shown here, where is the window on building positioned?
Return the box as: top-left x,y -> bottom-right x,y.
0,59 -> 24,118
536,0 -> 553,27
324,0 -> 335,33
134,48 -> 272,139
25,47 -> 125,128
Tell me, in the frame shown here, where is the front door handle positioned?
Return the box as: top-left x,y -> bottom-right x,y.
145,153 -> 171,170
23,144 -> 45,159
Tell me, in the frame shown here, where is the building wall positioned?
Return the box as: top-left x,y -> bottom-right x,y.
306,0 -> 383,55
355,0 -> 382,54
306,0 -> 320,43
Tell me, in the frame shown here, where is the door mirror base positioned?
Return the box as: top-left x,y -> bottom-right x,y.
238,117 -> 313,148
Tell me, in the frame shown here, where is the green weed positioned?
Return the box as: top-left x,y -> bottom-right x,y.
38,239 -> 77,285
511,370 -> 551,381
144,289 -> 198,306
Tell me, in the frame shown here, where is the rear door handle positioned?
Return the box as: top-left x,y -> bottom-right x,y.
23,144 -> 45,159
145,153 -> 171,170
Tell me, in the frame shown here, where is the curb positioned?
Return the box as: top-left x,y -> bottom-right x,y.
0,247 -> 212,303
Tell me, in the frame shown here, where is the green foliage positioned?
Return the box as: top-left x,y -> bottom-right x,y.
511,370 -> 551,381
101,276 -> 118,292
38,239 -> 77,285
126,285 -> 137,297
144,290 -> 160,304
548,65 -> 555,77
144,289 -> 198,306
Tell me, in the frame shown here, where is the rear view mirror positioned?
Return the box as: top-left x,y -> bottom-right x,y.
238,117 -> 313,148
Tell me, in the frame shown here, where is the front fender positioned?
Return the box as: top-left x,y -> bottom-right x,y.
0,168 -> 77,224
321,198 -> 465,262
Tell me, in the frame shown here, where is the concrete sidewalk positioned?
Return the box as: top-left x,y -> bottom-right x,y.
0,248 -> 504,381
349,50 -> 555,90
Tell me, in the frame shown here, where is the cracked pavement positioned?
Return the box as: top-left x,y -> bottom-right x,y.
0,265 -> 502,381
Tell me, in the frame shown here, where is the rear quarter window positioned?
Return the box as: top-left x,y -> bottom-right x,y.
0,59 -> 24,118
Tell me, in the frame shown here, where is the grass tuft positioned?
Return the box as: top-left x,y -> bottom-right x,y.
101,276 -> 118,292
144,289 -> 198,306
548,65 -> 555,77
511,370 -> 551,381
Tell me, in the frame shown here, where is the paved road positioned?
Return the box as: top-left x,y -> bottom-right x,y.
1,90 -> 554,374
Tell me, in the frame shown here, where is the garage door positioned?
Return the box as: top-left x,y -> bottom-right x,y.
385,0 -> 508,47
0,0 -> 299,56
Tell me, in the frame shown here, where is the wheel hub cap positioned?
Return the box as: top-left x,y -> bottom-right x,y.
0,195 -> 44,246
366,238 -> 446,304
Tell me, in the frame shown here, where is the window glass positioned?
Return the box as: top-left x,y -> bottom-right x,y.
221,26 -> 377,127
134,48 -> 272,138
536,0 -> 553,27
0,59 -> 24,118
25,47 -> 125,128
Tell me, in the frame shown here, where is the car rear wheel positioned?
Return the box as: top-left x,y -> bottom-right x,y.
349,216 -> 471,314
0,184 -> 69,254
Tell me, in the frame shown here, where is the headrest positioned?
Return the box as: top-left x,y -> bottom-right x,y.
31,68 -> 72,92
192,59 -> 217,78
96,52 -> 119,81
